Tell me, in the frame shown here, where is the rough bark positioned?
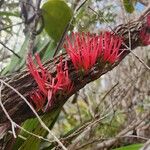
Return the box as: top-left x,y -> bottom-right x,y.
0,7 -> 149,126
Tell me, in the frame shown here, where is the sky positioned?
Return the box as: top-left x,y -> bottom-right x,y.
135,2 -> 145,12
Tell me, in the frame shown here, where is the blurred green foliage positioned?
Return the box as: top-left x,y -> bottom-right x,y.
113,143 -> 143,150
123,0 -> 137,13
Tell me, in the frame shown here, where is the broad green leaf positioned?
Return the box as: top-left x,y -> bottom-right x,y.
34,38 -> 50,57
42,41 -> 57,60
123,0 -> 136,13
12,118 -> 39,150
113,143 -> 143,150
19,108 -> 61,150
41,0 -> 73,42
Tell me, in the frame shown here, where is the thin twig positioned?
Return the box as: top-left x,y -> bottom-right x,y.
121,37 -> 150,71
126,25 -> 150,71
76,101 -> 83,123
94,82 -> 119,115
141,139 -> 150,150
75,0 -> 88,12
37,0 -> 42,9
0,81 -> 17,138
88,6 -> 117,34
121,134 -> 148,141
0,22 -> 24,32
8,131 -> 27,140
15,124 -> 54,143
0,41 -> 21,59
128,48 -> 150,70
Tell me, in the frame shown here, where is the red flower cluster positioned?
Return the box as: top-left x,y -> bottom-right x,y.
27,31 -> 123,110
64,32 -> 122,73
140,15 -> 150,45
27,53 -> 73,111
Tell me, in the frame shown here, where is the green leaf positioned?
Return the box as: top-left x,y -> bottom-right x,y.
0,11 -> 19,17
42,41 -> 57,61
123,0 -> 136,13
113,143 -> 143,150
18,108 -> 61,150
12,118 -> 39,150
41,0 -> 73,42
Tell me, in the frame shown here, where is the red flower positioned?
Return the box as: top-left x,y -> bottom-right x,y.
28,54 -> 50,94
140,15 -> 150,45
29,89 -> 46,110
140,30 -> 150,45
103,32 -> 122,63
64,32 -> 122,73
55,57 -> 73,93
27,53 -> 73,111
147,15 -> 150,27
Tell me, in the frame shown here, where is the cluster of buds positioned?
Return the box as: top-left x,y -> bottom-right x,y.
27,31 -> 123,111
27,53 -> 73,111
140,15 -> 150,45
64,32 -> 122,73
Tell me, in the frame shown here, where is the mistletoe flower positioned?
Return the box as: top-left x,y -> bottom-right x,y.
103,32 -> 122,63
140,15 -> 150,45
64,32 -> 122,73
27,53 -> 49,95
29,89 -> 47,110
27,53 -> 73,111
55,57 -> 73,93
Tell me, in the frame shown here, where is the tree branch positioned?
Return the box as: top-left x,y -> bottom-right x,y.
0,7 -> 149,126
